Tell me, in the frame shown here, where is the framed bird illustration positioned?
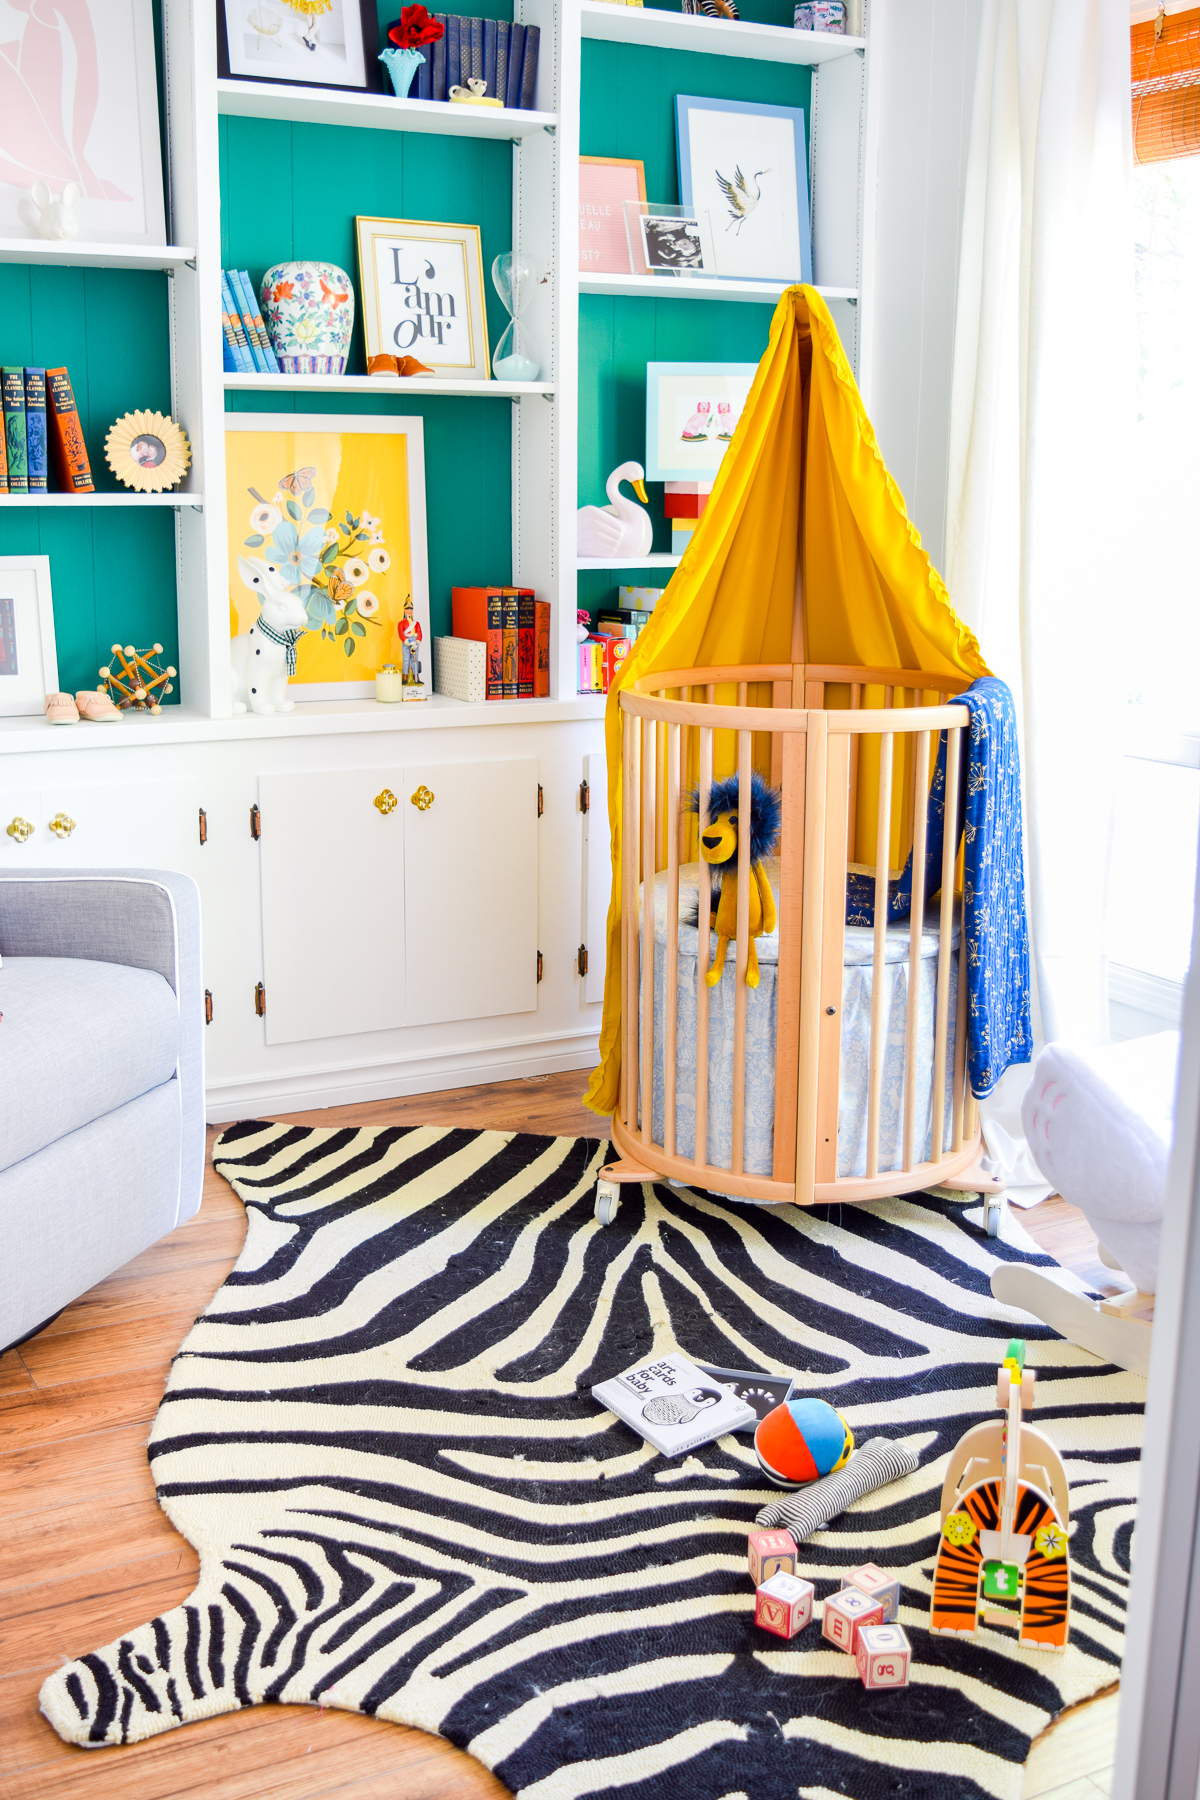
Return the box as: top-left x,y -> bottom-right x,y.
675,94 -> 812,285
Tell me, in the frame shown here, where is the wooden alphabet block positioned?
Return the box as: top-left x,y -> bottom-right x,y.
822,1585 -> 885,1654
754,1572 -> 814,1639
856,1623 -> 911,1690
748,1528 -> 797,1586
843,1560 -> 901,1623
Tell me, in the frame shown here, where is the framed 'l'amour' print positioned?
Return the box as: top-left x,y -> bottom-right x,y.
355,218 -> 491,381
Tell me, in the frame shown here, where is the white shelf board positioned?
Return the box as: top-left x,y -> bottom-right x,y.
580,272 -> 858,304
579,4 -> 865,65
0,237 -> 194,271
0,492 -> 203,507
224,373 -> 554,399
577,553 -> 681,570
217,79 -> 556,140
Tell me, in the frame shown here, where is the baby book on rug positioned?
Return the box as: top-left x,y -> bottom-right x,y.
592,1352 -> 756,1455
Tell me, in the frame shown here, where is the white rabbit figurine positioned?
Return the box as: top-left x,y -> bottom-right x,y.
19,181 -> 81,241
231,556 -> 310,715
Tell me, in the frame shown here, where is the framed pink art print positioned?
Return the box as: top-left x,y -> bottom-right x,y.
579,157 -> 648,275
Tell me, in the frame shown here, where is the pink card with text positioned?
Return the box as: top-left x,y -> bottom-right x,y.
579,159 -> 646,274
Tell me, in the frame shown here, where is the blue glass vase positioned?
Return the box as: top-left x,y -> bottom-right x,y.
379,46 -> 425,98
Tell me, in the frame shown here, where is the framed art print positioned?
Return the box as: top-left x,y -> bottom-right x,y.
356,218 -> 490,380
675,95 -> 812,285
579,157 -> 647,273
0,557 -> 58,717
0,0 -> 166,244
217,0 -> 381,94
645,363 -> 758,482
225,415 -> 429,700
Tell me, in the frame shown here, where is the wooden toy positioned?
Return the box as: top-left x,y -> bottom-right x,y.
856,1623 -> 911,1690
754,1572 -> 814,1639
842,1561 -> 901,1623
822,1585 -> 884,1653
754,1396 -> 854,1487
98,643 -> 176,713
747,1528 -> 797,1585
930,1338 -> 1071,1650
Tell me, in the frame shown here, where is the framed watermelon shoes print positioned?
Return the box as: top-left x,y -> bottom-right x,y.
356,219 -> 491,381
675,95 -> 812,286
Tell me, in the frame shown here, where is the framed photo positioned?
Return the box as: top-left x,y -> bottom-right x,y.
356,218 -> 490,381
645,362 -> 758,482
579,157 -> 647,274
217,0 -> 381,94
0,557 -> 58,718
624,204 -> 713,278
225,415 -> 429,701
0,0 -> 165,245
675,94 -> 812,285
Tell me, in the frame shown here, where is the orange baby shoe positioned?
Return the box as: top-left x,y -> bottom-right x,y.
44,692 -> 79,724
76,689 -> 123,722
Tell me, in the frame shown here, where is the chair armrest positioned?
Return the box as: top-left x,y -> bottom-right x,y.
0,869 -> 206,1225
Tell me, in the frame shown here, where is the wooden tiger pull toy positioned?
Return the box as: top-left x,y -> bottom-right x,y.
930,1339 -> 1070,1650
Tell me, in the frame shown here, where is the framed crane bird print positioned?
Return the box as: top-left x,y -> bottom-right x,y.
675,94 -> 812,285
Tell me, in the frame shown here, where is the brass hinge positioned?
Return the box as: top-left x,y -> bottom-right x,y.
204,988 -> 213,1025
198,807 -> 208,846
578,944 -> 588,976
254,981 -> 266,1017
250,803 -> 262,841
537,950 -> 543,982
579,779 -> 590,814
537,783 -> 544,817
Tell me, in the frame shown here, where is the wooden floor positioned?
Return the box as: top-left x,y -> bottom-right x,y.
0,1072 -> 1119,1798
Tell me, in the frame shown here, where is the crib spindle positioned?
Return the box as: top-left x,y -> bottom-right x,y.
848,683 -> 861,864
902,727 -> 931,1171
641,716 -> 656,1151
952,848 -> 970,1154
695,722 -> 714,1172
931,725 -> 962,1159
866,731 -> 894,1180
622,708 -> 639,1135
664,722 -> 681,1157
730,727 -> 752,1176
795,711 -> 828,1206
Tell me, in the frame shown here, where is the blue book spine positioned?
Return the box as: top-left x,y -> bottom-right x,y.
469,14 -> 483,81
483,17 -> 497,98
23,368 -> 47,493
238,269 -> 280,373
518,22 -> 539,109
232,269 -> 269,373
432,14 -> 447,98
220,272 -> 254,373
446,14 -> 461,93
417,39 -> 432,98
496,20 -> 510,109
505,22 -> 524,110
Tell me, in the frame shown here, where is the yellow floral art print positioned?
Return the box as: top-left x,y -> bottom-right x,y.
225,414 -> 430,696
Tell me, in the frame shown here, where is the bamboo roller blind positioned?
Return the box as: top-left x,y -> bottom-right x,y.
1133,7 -> 1200,164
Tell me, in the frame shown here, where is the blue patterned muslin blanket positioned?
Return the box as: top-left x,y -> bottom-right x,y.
844,676 -> 1030,1098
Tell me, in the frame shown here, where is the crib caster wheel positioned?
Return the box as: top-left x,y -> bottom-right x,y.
595,1181 -> 621,1226
984,1191 -> 1005,1238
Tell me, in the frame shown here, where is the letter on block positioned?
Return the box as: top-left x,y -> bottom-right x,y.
843,1560 -> 901,1623
754,1572 -> 814,1639
822,1586 -> 885,1654
856,1623 -> 911,1690
748,1528 -> 797,1587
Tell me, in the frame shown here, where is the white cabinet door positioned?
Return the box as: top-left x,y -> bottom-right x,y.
582,750 -> 610,1005
403,757 -> 539,1026
258,768 -> 406,1046
0,781 -> 202,875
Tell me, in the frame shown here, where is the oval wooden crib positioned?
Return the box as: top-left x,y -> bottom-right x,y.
595,659 -> 1006,1234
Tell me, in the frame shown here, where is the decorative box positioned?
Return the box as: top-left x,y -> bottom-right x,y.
842,1561 -> 901,1623
748,1528 -> 797,1586
433,635 -> 487,703
855,1623 -> 911,1689
822,1586 -> 884,1654
754,1572 -> 814,1639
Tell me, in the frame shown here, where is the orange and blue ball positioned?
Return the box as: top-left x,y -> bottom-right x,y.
755,1397 -> 854,1487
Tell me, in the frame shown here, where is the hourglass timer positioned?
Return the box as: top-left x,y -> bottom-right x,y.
491,252 -> 539,382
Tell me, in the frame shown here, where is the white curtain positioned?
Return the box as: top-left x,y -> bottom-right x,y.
945,0 -> 1134,1187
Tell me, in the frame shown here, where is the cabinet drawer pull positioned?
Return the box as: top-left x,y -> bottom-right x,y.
49,812 -> 77,839
6,816 -> 33,843
374,788 -> 398,815
410,785 -> 434,812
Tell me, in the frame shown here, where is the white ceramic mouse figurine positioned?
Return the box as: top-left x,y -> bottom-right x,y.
19,181 -> 81,241
577,460 -> 653,559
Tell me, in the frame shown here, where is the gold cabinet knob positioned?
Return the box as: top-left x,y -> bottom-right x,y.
374,788 -> 398,815
49,812 -> 77,839
410,785 -> 434,812
6,816 -> 33,843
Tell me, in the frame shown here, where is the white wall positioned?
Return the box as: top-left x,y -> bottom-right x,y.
864,0 -> 979,574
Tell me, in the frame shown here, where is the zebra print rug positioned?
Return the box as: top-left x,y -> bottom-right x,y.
40,1122 -> 1143,1798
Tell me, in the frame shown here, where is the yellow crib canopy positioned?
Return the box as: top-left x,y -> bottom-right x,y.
584,284 -> 989,1117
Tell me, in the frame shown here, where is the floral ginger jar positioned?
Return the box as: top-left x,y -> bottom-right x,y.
260,261 -> 355,374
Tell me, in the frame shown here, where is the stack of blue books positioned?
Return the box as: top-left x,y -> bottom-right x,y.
412,16 -> 540,107
220,270 -> 280,375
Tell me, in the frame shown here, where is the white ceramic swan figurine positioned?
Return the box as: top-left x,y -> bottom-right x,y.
577,460 -> 653,559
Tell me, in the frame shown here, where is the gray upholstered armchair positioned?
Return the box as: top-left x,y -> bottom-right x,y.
0,870 -> 205,1351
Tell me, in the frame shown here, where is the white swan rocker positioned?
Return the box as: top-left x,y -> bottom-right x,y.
577,460 -> 653,560
231,555 -> 310,716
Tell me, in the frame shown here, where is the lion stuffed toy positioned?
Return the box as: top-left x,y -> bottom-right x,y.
686,771 -> 783,988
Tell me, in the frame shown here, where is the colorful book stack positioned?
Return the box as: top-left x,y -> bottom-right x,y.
578,633 -> 630,694
595,605 -> 653,644
416,16 -> 540,106
665,481 -> 711,557
451,586 -> 550,698
0,365 -> 94,495
221,271 -> 281,375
